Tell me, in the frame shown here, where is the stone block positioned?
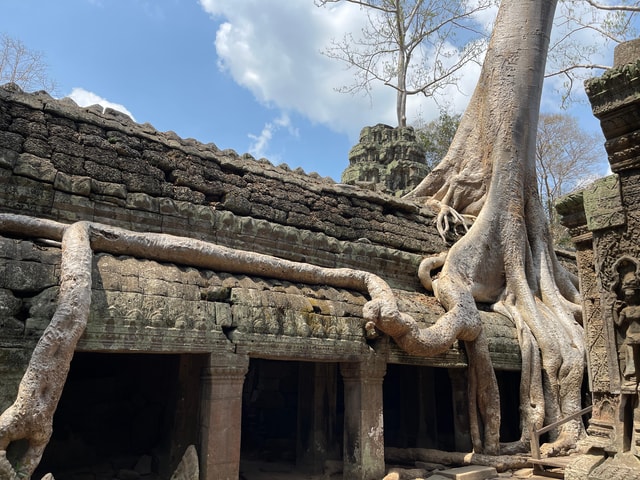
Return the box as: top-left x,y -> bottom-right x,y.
54,171 -> 91,196
91,178 -> 127,198
512,468 -> 533,478
439,465 -> 498,480
126,191 -> 159,212
0,147 -> 18,169
15,153 -> 57,183
564,454 -> 606,480
133,454 -> 153,475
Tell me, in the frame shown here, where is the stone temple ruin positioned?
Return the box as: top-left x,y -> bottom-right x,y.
0,83 -> 521,480
2,40 -> 640,480
340,124 -> 429,197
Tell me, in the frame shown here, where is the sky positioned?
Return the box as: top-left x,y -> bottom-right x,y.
0,0 -> 623,182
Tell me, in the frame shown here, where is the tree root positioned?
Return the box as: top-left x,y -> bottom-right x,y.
384,447 -> 531,472
430,202 -> 474,242
0,221 -> 91,478
418,253 -> 447,292
0,213 -> 497,475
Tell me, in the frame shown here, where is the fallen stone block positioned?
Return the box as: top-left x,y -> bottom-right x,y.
438,465 -> 498,480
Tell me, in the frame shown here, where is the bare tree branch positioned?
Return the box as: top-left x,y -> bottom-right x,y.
317,0 -> 493,126
582,0 -> 640,12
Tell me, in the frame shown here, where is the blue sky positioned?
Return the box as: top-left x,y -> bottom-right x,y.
0,0 -> 620,181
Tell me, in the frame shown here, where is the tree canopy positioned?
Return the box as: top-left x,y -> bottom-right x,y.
416,111 -> 462,172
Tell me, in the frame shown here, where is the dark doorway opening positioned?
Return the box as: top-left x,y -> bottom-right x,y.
383,364 -> 456,451
33,352 -> 204,480
240,359 -> 343,476
496,369 -> 522,442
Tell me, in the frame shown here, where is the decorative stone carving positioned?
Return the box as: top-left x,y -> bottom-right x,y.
562,37 -> 640,477
610,256 -> 640,394
583,175 -> 626,232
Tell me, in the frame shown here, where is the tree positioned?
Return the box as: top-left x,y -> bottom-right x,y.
375,0 -> 583,457
320,1 -> 640,122
370,0 -> 640,456
316,0 -> 493,126
4,1 -> 640,476
536,113 -> 604,245
0,34 -> 57,93
416,111 -> 461,171
547,0 -> 640,104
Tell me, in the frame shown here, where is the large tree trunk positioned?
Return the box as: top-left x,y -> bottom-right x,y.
389,0 -> 586,456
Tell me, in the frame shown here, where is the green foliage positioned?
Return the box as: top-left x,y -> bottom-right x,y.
415,111 -> 461,171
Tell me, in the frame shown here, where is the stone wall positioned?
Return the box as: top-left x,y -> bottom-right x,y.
0,82 -> 520,370
0,83 -> 522,478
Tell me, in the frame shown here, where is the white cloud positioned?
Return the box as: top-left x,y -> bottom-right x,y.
67,87 -> 136,121
199,0 -> 621,146
248,112 -> 297,160
199,0 -> 487,142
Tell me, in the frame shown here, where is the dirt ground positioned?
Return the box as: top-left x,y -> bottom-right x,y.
238,460 -> 559,480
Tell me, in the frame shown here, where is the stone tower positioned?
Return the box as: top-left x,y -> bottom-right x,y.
341,124 -> 428,196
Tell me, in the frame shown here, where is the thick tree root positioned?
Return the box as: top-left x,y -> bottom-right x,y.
0,213 -> 496,475
0,221 -> 91,478
384,447 -> 530,472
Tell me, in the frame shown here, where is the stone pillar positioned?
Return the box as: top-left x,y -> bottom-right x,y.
296,362 -> 339,473
199,353 -> 249,480
340,356 -> 387,480
557,192 -> 620,452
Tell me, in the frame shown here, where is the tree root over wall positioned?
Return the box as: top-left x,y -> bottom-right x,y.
0,213 -> 496,478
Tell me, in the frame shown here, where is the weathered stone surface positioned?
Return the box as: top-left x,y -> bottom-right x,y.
587,454 -> 640,480
0,84 -> 523,479
342,124 -> 428,197
14,153 -> 57,183
565,454 -> 606,480
567,40 -> 640,478
614,38 -> 640,67
583,175 -> 625,231
169,445 -> 199,480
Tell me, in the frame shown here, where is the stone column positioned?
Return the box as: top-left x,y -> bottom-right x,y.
199,353 -> 249,480
340,356 -> 387,480
296,362 -> 339,473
